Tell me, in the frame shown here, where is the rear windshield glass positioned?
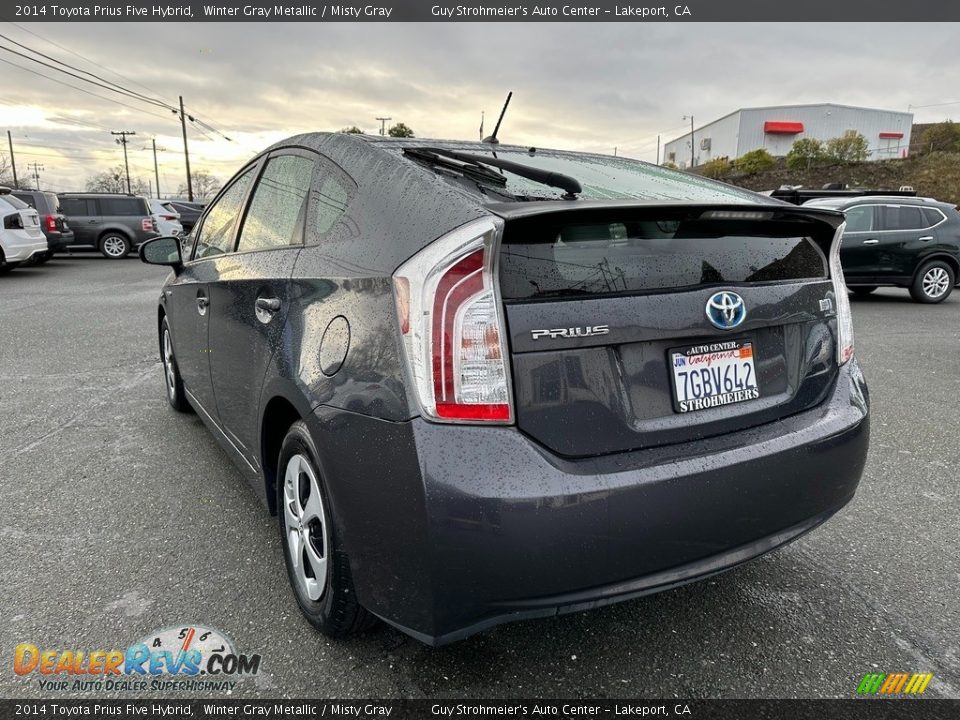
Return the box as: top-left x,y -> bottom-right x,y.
2,194 -> 29,210
500,220 -> 828,300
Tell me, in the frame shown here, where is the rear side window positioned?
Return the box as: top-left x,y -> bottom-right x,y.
99,197 -> 146,216
12,193 -> 36,209
843,205 -> 874,232
922,208 -> 945,227
877,205 -> 926,231
60,198 -> 94,216
500,219 -> 828,300
236,155 -> 314,253
193,166 -> 256,259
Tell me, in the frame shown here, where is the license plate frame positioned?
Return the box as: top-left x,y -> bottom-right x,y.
668,337 -> 761,414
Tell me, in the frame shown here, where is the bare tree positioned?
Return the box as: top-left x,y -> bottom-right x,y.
177,170 -> 221,201
86,165 -> 150,194
0,152 -> 16,187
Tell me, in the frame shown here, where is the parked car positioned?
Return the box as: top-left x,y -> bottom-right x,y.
11,189 -> 75,263
58,193 -> 159,259
159,199 -> 205,233
0,187 -> 47,273
139,135 -> 870,645
148,199 -> 184,237
805,196 -> 960,303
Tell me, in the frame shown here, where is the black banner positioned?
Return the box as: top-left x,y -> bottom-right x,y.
0,700 -> 958,720
3,0 -> 960,23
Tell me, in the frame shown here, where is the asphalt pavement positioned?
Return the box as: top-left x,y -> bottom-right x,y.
1,255 -> 958,699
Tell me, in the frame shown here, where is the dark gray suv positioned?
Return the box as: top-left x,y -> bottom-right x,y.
140,135 -> 870,645
58,193 -> 158,258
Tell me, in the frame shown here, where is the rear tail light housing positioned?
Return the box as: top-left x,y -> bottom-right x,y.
829,221 -> 855,364
393,218 -> 513,424
45,214 -> 57,232
3,213 -> 24,230
143,218 -> 157,232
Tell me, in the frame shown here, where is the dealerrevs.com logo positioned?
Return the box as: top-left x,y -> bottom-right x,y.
857,672 -> 934,695
13,625 -> 261,693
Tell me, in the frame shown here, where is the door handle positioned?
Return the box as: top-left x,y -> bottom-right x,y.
863,239 -> 879,245
919,236 -> 934,242
196,295 -> 209,315
256,297 -> 281,312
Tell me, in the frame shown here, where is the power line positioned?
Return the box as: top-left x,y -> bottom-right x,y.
0,56 -> 173,122
0,40 -> 174,111
8,22 -> 179,107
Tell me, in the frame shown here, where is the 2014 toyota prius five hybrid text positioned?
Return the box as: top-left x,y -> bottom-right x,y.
139,135 -> 870,645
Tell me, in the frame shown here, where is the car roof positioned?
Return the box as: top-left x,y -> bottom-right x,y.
806,195 -> 952,209
263,132 -> 772,207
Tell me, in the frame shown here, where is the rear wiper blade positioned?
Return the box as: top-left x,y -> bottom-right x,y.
420,148 -> 583,199
403,148 -> 507,187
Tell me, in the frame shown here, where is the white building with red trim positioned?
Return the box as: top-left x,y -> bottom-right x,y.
663,103 -> 914,168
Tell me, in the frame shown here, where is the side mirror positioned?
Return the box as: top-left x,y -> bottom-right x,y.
139,236 -> 183,271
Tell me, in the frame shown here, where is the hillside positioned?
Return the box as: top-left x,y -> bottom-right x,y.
712,152 -> 960,205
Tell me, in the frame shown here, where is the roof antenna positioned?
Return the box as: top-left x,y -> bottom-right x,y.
482,91 -> 512,144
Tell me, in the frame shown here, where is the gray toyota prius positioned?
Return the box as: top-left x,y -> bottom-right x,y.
139,134 -> 869,645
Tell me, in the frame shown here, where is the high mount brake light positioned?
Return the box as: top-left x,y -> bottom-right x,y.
394,218 -> 513,424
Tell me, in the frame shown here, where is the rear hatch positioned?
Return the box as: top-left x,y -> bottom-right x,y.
492,202 -> 844,458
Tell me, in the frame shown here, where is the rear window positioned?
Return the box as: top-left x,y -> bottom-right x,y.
2,193 -> 29,210
60,198 -> 96,216
99,197 -> 147,216
12,192 -> 36,209
500,218 -> 828,300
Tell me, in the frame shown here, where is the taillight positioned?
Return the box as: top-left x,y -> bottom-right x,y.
45,214 -> 57,232
162,214 -> 177,221
142,218 -> 156,232
394,218 -> 513,424
3,213 -> 23,230
829,221 -> 854,364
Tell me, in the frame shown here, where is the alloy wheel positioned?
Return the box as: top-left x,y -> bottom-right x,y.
282,454 -> 330,601
922,267 -> 950,299
102,236 -> 127,257
162,329 -> 176,401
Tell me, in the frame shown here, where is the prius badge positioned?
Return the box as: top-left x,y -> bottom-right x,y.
531,325 -> 610,341
706,291 -> 746,330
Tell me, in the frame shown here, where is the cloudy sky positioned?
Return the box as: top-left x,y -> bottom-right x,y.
1,22 -> 958,194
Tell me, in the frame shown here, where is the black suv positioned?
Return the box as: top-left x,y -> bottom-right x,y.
140,135 -> 869,645
58,193 -> 158,258
806,196 -> 960,303
11,189 -> 74,262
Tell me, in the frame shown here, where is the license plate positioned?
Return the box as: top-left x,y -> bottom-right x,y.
669,338 -> 760,413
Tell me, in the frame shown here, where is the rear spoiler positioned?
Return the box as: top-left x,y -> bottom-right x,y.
487,200 -> 846,231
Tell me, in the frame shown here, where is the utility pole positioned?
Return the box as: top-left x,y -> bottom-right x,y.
152,138 -> 161,198
27,162 -> 43,190
7,131 -> 18,188
376,116 -> 392,136
656,134 -> 661,165
178,96 -> 193,201
111,130 -> 136,193
683,115 -> 695,169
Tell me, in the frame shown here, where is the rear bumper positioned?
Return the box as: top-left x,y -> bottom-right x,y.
46,229 -> 75,250
308,359 -> 869,645
2,233 -> 48,262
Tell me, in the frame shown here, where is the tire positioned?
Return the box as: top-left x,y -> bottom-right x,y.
909,260 -> 955,304
277,421 -> 377,638
850,286 -> 877,296
160,317 -> 192,412
0,250 -> 19,274
99,233 -> 131,259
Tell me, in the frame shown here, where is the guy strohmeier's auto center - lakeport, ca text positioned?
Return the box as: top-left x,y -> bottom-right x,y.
13,3 -> 690,19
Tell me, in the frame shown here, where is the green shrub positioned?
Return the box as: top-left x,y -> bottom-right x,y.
786,138 -> 826,170
920,121 -> 960,154
700,156 -> 733,179
733,149 -> 777,174
826,132 -> 870,163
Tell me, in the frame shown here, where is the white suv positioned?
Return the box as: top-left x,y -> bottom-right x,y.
1,188 -> 46,273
